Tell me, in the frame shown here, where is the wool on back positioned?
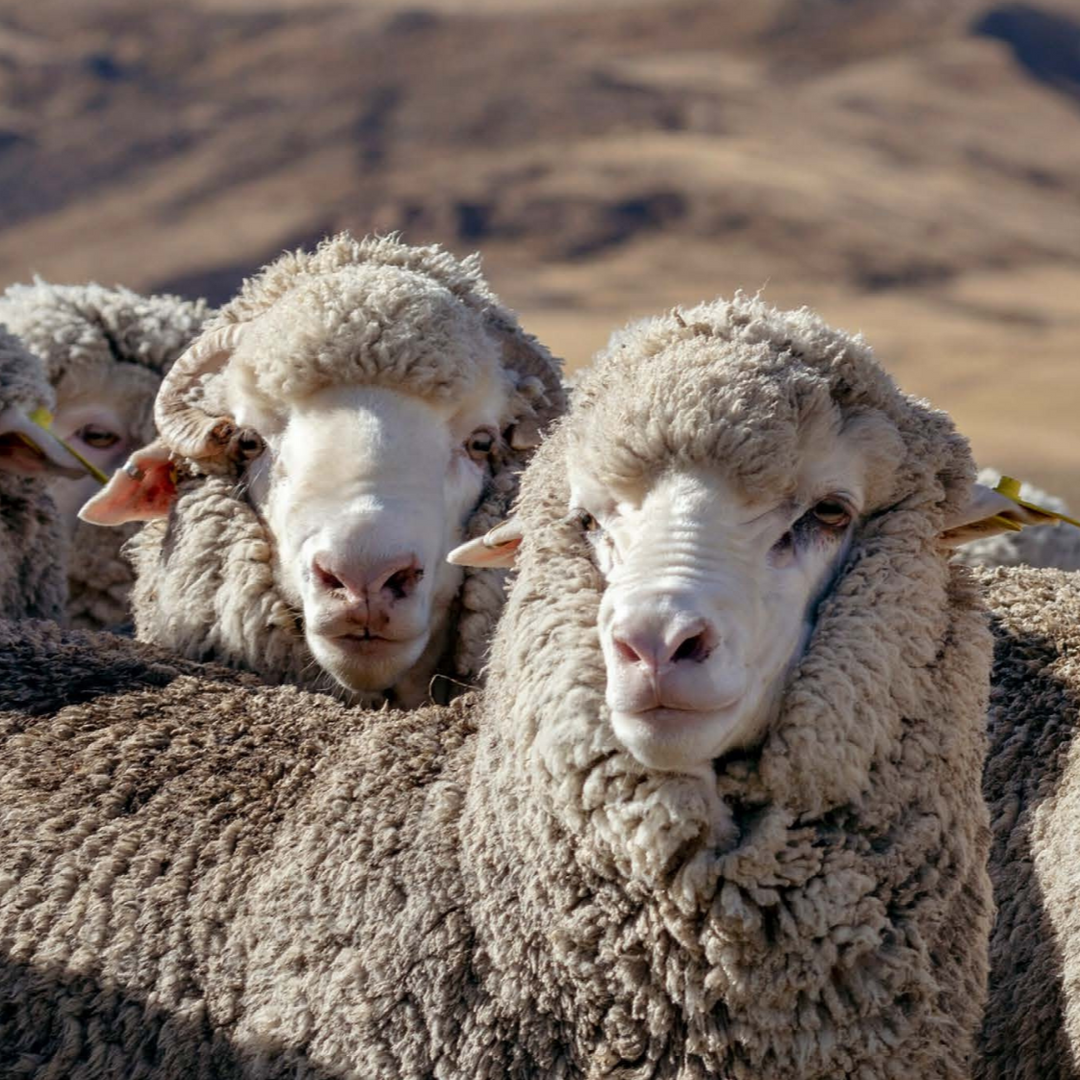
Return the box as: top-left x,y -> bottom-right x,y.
976,565 -> 1080,1080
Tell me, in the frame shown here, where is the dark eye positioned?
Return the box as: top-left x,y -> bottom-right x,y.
811,499 -> 852,529
571,508 -> 599,533
465,429 -> 496,462
76,424 -> 121,450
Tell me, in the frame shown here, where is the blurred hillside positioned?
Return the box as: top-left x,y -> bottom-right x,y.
0,0 -> 1077,501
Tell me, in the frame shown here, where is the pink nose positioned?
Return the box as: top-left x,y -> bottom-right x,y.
312,552 -> 424,624
611,616 -> 717,674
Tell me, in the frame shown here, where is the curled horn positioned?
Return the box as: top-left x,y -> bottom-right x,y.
154,323 -> 246,460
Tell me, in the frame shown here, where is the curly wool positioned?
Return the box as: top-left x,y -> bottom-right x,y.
975,565 -> 1080,1080
0,296 -> 992,1079
0,281 -> 210,630
953,468 -> 1080,572
129,233 -> 565,703
0,330 -> 67,622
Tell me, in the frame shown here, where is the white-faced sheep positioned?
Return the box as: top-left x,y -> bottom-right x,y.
0,328 -> 97,621
0,280 -> 210,629
953,468 -> 1080,572
0,295 -> 1017,1078
80,233 -> 565,707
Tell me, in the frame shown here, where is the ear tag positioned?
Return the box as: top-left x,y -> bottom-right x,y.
994,475 -> 1080,529
26,408 -> 108,484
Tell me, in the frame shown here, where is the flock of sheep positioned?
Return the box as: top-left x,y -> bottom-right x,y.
0,232 -> 1078,1079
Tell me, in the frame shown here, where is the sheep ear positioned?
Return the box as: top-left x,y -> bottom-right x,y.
447,518 -> 524,568
940,480 -> 1066,547
79,442 -> 179,526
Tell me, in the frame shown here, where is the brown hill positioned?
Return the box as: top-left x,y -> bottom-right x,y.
0,0 -> 1077,501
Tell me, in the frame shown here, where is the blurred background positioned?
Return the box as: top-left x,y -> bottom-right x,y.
0,0 -> 1077,500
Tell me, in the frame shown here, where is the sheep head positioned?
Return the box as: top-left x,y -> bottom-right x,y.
464,296 -> 1024,783
83,235 -> 564,703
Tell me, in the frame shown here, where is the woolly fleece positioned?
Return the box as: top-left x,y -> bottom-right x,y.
0,280 -> 210,629
0,329 -> 68,622
975,565 -> 1080,1080
954,468 -> 1080,571
128,232 -> 565,704
0,296 -> 993,1079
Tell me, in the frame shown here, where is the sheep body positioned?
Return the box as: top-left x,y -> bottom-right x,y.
127,233 -> 564,703
0,281 -> 210,629
976,564 -> 1080,1080
0,296 -> 993,1077
953,468 -> 1080,571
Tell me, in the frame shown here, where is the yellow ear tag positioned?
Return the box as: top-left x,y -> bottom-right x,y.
25,408 -> 109,485
994,475 -> 1080,529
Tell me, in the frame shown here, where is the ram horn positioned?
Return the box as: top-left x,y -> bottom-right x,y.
154,323 -> 246,460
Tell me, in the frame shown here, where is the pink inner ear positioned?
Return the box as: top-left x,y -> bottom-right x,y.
79,455 -> 178,526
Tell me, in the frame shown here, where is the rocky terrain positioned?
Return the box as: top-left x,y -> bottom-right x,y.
1,0 -> 1077,500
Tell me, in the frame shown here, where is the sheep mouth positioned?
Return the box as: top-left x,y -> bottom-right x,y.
330,631 -> 425,657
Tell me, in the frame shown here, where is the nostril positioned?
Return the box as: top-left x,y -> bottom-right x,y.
313,558 -> 344,592
613,636 -> 644,665
670,620 -> 717,664
384,565 -> 423,601
672,632 -> 710,664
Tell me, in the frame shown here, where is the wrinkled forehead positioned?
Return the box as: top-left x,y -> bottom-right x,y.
567,341 -> 907,513
224,265 -> 503,413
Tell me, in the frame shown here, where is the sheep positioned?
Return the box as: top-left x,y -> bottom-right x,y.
79,232 -> 566,708
0,295 -> 1010,1079
0,327 -> 97,621
0,280 -> 210,630
953,468 -> 1080,572
973,563 -> 1080,1080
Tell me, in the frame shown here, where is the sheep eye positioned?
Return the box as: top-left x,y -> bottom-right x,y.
812,499 -> 851,528
75,424 -> 121,450
465,430 -> 496,462
571,508 -> 599,533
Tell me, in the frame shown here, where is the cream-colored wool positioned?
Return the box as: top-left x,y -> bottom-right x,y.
975,565 -> 1080,1080
0,297 -> 993,1078
128,232 -> 565,704
954,469 -> 1080,571
0,281 -> 210,629
0,330 -> 68,622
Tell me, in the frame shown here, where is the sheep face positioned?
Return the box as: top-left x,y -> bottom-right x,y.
238,377 -> 508,698
47,364 -> 159,533
570,424 -> 872,774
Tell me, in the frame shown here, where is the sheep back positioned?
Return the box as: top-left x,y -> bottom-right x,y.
0,617 -> 476,1079
976,565 -> 1080,1080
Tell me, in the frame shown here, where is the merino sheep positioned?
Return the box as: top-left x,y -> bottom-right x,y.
974,564 -> 1080,1080
953,468 -> 1080,572
0,295 -> 1009,1079
0,280 -> 210,629
80,232 -> 565,707
0,328 -> 96,621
